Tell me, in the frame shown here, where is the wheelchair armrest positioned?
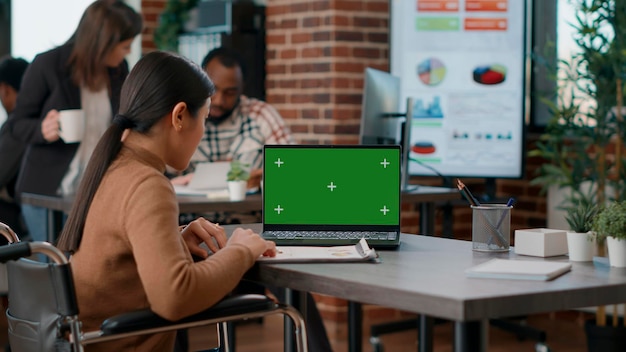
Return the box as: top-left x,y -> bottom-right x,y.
99,294 -> 276,335
0,242 -> 31,263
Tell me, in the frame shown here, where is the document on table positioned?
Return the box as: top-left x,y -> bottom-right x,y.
465,258 -> 572,281
257,238 -> 380,263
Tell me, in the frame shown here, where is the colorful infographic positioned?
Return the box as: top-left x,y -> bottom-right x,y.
473,64 -> 507,85
417,58 -> 447,86
390,0 -> 526,178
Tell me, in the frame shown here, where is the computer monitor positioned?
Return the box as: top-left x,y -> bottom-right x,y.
359,68 -> 402,145
359,68 -> 414,191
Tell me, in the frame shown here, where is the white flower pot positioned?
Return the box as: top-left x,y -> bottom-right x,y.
228,181 -> 247,201
566,231 -> 594,262
607,236 -> 626,267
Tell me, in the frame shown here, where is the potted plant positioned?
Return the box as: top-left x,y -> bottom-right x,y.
591,201 -> 626,268
227,160 -> 250,201
564,198 -> 598,262
529,0 -> 626,335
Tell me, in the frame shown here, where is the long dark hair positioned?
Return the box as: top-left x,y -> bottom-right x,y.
67,0 -> 143,90
57,51 -> 215,253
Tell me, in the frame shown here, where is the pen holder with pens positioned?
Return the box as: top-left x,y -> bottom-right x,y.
471,204 -> 511,252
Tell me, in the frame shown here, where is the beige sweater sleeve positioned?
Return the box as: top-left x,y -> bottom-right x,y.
124,176 -> 256,321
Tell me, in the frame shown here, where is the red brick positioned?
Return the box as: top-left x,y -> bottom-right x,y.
290,2 -> 310,13
302,109 -> 320,119
353,17 -> 386,28
302,47 -> 324,58
313,31 -> 332,41
335,123 -> 360,134
366,1 -> 390,12
266,33 -> 287,45
335,31 -> 364,42
353,47 -> 382,59
280,49 -> 298,59
291,32 -> 312,44
278,79 -> 298,89
313,93 -> 331,104
303,17 -> 322,28
289,124 -> 310,133
279,109 -> 298,119
333,0 -> 364,11
290,94 -> 313,104
314,125 -> 333,134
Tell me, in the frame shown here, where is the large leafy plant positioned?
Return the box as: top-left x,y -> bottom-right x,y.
530,0 -> 626,210
153,0 -> 199,52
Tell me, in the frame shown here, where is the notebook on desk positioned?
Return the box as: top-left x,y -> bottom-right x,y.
261,144 -> 401,249
173,161 -> 230,197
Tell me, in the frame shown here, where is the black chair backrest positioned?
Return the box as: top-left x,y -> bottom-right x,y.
6,259 -> 71,352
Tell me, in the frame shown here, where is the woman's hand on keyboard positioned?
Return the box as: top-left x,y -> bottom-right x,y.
181,217 -> 227,258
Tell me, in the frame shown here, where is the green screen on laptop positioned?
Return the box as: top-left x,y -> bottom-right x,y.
263,145 -> 400,226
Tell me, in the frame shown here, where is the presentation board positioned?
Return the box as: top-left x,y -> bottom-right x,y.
390,0 -> 529,179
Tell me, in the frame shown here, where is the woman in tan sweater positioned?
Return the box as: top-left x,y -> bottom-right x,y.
56,51 -> 276,352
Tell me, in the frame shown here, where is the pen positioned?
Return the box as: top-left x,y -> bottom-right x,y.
495,197 -> 516,229
456,179 -> 481,206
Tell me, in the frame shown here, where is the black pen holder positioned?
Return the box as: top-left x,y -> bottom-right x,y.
471,204 -> 511,252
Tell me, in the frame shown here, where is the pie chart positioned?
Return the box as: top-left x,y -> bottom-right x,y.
417,58 -> 446,86
473,64 -> 507,85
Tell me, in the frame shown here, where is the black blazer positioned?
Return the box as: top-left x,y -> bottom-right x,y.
8,43 -> 128,198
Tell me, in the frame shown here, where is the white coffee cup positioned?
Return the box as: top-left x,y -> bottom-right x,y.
59,109 -> 85,143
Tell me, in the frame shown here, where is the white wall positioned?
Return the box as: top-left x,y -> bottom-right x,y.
11,0 -> 93,62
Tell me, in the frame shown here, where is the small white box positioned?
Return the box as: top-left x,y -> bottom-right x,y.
514,228 -> 568,257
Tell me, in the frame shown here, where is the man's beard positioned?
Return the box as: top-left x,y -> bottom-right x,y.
208,98 -> 240,126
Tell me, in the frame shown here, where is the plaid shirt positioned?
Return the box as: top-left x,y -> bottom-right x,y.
191,95 -> 294,170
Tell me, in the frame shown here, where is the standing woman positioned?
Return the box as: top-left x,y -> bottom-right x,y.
56,51 -> 276,351
7,0 -> 142,243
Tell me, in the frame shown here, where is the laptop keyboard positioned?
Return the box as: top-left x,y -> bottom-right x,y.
262,231 -> 397,241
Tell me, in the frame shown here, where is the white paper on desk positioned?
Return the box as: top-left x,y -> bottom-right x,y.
173,185 -> 230,199
465,258 -> 572,281
257,238 -> 379,263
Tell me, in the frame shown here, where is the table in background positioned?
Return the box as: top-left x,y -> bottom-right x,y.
20,192 -> 262,243
233,223 -> 626,352
20,186 -> 459,243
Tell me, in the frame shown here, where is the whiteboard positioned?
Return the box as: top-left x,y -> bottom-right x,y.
390,0 -> 529,179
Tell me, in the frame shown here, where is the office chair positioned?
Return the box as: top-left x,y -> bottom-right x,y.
0,222 -> 308,352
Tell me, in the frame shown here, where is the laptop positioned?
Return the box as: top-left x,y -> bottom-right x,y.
174,161 -> 231,196
262,144 -> 401,249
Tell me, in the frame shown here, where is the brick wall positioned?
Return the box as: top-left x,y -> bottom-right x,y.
141,0 -> 551,343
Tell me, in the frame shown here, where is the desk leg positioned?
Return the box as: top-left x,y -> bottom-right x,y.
284,288 -> 295,352
418,315 -> 434,352
348,301 -> 362,352
419,203 -> 435,236
283,288 -> 308,352
454,320 -> 487,352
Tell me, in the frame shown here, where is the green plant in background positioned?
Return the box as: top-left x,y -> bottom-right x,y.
564,197 -> 599,233
529,1 -> 626,327
227,160 -> 250,182
591,200 -> 626,241
530,0 -> 626,212
153,0 -> 199,52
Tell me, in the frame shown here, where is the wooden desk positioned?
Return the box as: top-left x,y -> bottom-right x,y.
233,224 -> 626,352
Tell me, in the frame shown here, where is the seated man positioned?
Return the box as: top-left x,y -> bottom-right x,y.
172,46 -> 294,192
0,56 -> 29,236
